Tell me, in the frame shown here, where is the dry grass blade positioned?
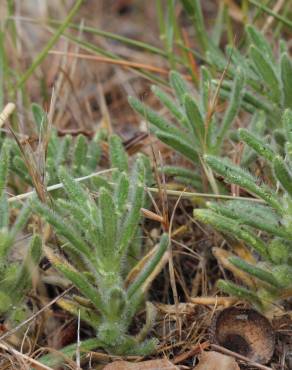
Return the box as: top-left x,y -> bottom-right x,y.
0,103 -> 15,128
204,51 -> 232,142
261,0 -> 285,33
147,187 -> 266,202
0,342 -> 54,370
8,169 -> 115,203
9,126 -> 49,203
168,188 -> 187,339
189,296 -> 239,307
125,243 -> 170,293
49,50 -> 172,77
173,341 -> 209,364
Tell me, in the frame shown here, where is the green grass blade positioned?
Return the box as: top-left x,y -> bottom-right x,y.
180,0 -> 208,53
165,0 -> 176,68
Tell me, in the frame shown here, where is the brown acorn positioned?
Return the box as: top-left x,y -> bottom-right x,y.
210,307 -> 275,364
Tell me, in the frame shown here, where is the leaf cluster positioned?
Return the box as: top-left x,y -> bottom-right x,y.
3,103 -> 104,190
194,109 -> 292,310
129,68 -> 245,190
180,1 -> 292,122
209,25 -> 292,124
32,135 -> 169,355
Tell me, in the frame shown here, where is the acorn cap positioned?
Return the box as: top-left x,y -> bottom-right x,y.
210,307 -> 275,364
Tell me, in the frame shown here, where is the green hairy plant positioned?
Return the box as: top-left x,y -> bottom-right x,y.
128,67 -> 245,191
0,141 -> 42,325
194,109 -> 292,311
180,1 -> 292,122
210,25 -> 292,125
176,1 -> 292,165
6,103 -> 103,189
32,134 -> 169,360
128,2 -> 292,192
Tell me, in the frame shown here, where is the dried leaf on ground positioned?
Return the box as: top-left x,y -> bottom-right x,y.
194,351 -> 240,370
103,358 -> 179,370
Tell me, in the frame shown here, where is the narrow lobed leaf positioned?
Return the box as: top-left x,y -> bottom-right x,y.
128,96 -> 192,145
109,135 -> 128,174
58,167 -> 89,208
249,45 -> 281,105
229,257 -> 281,288
31,103 -> 46,131
200,66 -> 211,113
280,53 -> 292,109
127,233 -> 169,298
117,158 -> 145,258
194,209 -> 268,258
239,128 -> 275,162
273,155 -> 292,197
180,0 -> 209,52
217,279 -> 263,309
0,141 -> 10,198
114,172 -> 129,214
46,248 -> 104,312
208,200 -> 291,239
184,93 -> 205,145
156,130 -> 199,163
0,193 -> 8,229
205,155 -> 283,214
169,71 -> 189,105
8,202 -> 31,244
73,135 -> 88,171
32,199 -> 93,261
246,25 -> 274,61
151,85 -> 184,122
283,109 -> 292,144
216,67 -> 246,148
99,187 -> 117,259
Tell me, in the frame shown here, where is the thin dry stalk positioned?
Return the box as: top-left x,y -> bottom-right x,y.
0,103 -> 15,128
0,342 -> 53,370
0,287 -> 73,341
210,344 -> 273,370
262,0 -> 285,33
49,50 -> 173,77
189,296 -> 239,307
8,169 -> 114,203
173,341 -> 209,364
